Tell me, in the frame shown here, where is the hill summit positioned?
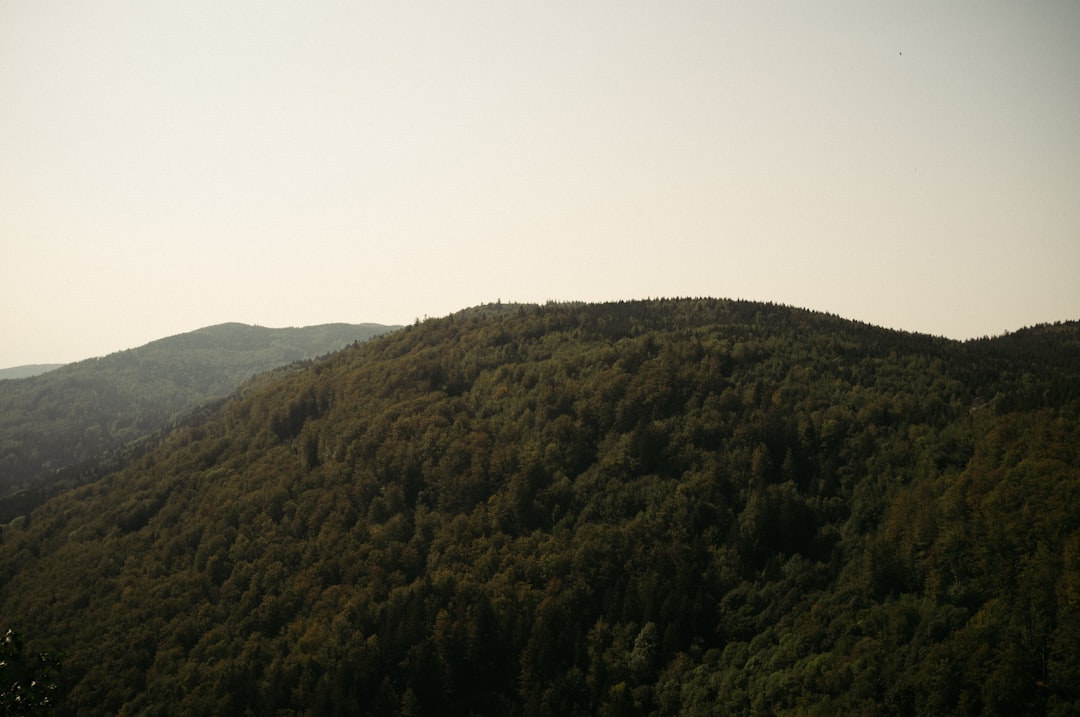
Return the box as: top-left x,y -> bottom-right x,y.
1,299 -> 1078,715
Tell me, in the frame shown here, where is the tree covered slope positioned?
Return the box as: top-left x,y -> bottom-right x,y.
0,299 -> 1077,715
0,364 -> 65,380
0,322 -> 398,500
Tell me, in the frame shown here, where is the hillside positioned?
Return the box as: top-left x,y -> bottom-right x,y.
0,364 -> 65,380
0,322 -> 399,504
1,299 -> 1078,715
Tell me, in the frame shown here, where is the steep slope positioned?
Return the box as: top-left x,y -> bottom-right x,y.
0,322 -> 399,501
0,300 -> 1077,716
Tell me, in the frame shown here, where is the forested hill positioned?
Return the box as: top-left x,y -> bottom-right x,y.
1,299 -> 1078,715
0,322 -> 398,501
0,364 -> 65,380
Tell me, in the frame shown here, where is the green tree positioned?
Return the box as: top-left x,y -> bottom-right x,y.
0,629 -> 62,716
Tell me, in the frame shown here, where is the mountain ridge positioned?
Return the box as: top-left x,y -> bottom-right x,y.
0,364 -> 65,380
1,299 -> 1077,715
0,321 -> 400,503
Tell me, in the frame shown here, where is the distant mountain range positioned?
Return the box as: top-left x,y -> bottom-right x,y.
0,364 -> 66,380
0,322 -> 399,505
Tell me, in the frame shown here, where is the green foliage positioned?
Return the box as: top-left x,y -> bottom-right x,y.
0,629 -> 63,716
0,322 -> 398,513
0,300 -> 1076,715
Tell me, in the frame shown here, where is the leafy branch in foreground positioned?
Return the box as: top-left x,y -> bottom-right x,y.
0,629 -> 63,716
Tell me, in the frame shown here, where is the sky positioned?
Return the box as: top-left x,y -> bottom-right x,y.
2,1 -> 1078,367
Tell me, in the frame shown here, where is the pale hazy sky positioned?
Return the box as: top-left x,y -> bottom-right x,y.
2,1 -> 1078,366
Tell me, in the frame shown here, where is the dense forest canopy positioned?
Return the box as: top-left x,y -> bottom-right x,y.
0,299 -> 1077,715
0,322 -> 398,505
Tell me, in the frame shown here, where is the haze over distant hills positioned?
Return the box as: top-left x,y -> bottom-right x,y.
0,364 -> 66,380
1,299 -> 1078,715
0,322 -> 399,504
